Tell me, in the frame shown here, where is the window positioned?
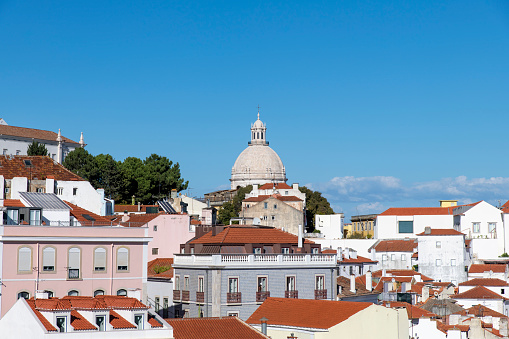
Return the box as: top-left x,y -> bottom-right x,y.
175,276 -> 180,290
198,277 -> 204,292
315,275 -> 325,290
2,149 -> 6,155
18,246 -> 32,273
286,276 -> 296,291
271,215 -> 276,220
228,278 -> 238,293
52,154 -> 56,160
253,247 -> 262,254
94,247 -> 106,272
16,150 -> 20,155
382,254 -> 388,261
117,247 -> 129,271
117,289 -> 127,296
391,254 -> 396,261
42,246 -> 55,272
68,290 -> 79,296
163,298 -> 169,318
17,291 -> 30,299
56,317 -> 66,332
155,297 -> 160,312
73,188 -> 78,196
436,241 -> 441,248
264,202 -> 268,209
263,215 -> 267,221
502,289 -> 505,295
68,247 -> 81,279
29,209 -> 41,225
184,276 -> 190,290
36,188 -> 44,193
153,225 -> 158,231
401,254 -> 406,261
7,209 -> 19,225
274,204 -> 277,209
436,259 -> 442,266
285,191 -> 289,195
44,290 -> 54,298
398,221 -> 413,233
96,316 -> 106,331
489,223 -> 496,233
258,276 -> 267,292
94,289 -> 105,297
57,187 -> 63,195
227,312 -> 239,317
152,248 -> 159,255
473,222 -> 480,233
451,259 -> 456,266
4,187 -> 9,193
281,247 -> 290,254
312,248 -> 319,254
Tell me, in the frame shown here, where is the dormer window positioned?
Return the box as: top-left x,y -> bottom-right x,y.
23,159 -> 32,167
56,316 -> 66,332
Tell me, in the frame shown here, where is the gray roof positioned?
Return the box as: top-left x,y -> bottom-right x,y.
19,192 -> 70,210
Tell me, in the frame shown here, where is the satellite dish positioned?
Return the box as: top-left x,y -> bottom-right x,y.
253,217 -> 261,225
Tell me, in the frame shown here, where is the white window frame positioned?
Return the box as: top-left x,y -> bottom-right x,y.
473,222 -> 481,233
436,259 -> 442,266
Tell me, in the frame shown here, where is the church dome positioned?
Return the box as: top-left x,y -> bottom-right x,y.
230,113 -> 287,189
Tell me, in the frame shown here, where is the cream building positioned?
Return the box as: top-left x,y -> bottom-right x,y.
230,113 -> 287,189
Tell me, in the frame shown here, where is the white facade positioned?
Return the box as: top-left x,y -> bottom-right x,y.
146,279 -> 174,318
172,195 -> 207,218
372,250 -> 415,271
314,214 -> 345,239
247,183 -> 306,203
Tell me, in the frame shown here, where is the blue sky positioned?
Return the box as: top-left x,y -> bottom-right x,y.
1,1 -> 509,220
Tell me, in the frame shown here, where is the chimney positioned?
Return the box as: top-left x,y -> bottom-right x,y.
382,268 -> 387,277
366,271 -> 372,291
260,317 -> 268,335
138,202 -> 141,212
298,224 -> 303,248
423,285 -> 430,301
424,226 -> 431,235
500,318 -> 508,337
293,183 -> 299,190
350,274 -> 356,293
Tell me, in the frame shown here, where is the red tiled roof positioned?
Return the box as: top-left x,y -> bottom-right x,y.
453,286 -> 507,300
148,258 -> 174,279
148,314 -> 163,328
456,304 -> 508,319
246,298 -> 372,329
96,295 -> 149,310
436,321 -> 470,334
373,276 -> 414,292
371,239 -> 417,252
381,301 -> 436,319
190,226 -> 314,245
0,124 -> 79,144
322,249 -> 337,254
109,310 -> 136,329
121,213 -> 161,226
3,199 -> 25,207
372,270 -> 433,281
379,202 -> 482,216
26,299 -> 58,332
165,317 -> 269,339
336,276 -> 378,297
501,200 -> 509,214
65,201 -> 117,226
0,156 -> 84,181
469,264 -> 507,274
341,255 -> 377,264
258,183 -> 293,190
459,278 -> 509,287
114,204 -> 159,213
412,252 -> 418,258
70,310 -> 97,331
243,195 -> 302,202
416,228 -> 465,236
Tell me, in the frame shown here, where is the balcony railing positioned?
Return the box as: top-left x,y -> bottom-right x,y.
173,290 -> 181,301
68,269 -> 80,279
181,290 -> 190,302
315,289 -> 327,300
227,292 -> 242,304
256,291 -> 270,303
285,290 -> 298,299
196,291 -> 205,304
173,254 -> 337,267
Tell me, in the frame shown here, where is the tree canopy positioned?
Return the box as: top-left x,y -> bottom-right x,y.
217,185 -> 252,225
64,150 -> 189,204
27,141 -> 48,156
299,186 -> 334,232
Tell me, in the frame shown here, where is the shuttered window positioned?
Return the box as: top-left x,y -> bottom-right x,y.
18,247 -> 32,272
117,248 -> 129,271
398,221 -> 413,233
94,248 -> 106,271
42,247 -> 55,271
68,247 -> 80,279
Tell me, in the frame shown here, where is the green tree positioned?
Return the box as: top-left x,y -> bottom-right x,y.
217,185 -> 253,225
27,141 -> 48,156
119,156 -> 146,203
299,186 -> 334,232
143,154 -> 189,202
63,148 -> 99,183
95,154 -> 124,201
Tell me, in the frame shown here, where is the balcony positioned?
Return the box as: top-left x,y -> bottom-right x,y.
181,290 -> 190,302
196,291 -> 205,304
315,289 -> 327,300
173,290 -> 181,301
256,291 -> 270,303
227,292 -> 242,304
285,290 -> 298,299
68,269 -> 80,280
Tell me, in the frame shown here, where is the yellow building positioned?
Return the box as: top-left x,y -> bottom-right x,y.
350,214 -> 377,238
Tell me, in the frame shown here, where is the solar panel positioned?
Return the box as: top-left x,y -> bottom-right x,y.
24,159 -> 33,167
19,192 -> 70,210
82,214 -> 96,221
157,200 -> 176,214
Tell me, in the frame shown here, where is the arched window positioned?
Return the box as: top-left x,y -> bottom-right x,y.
68,290 -> 79,296
18,246 -> 32,273
94,289 -> 105,297
117,289 -> 127,296
94,247 -> 107,272
42,247 -> 56,272
17,291 -> 30,299
117,247 -> 129,271
257,132 -> 259,139
44,290 -> 54,298
261,132 -> 263,139
68,247 -> 81,279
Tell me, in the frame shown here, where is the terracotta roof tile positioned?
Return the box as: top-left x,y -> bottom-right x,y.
120,213 -> 161,226
70,310 -> 97,331
246,297 -> 372,329
416,228 -> 465,236
322,249 -> 337,254
109,310 -> 136,329
436,321 -> 470,334
459,278 -> 509,287
336,276 -> 378,298
379,202 -> 482,216
0,156 -> 84,181
243,195 -> 302,202
26,299 -> 58,332
258,183 -> 293,190
455,304 -> 508,318
96,295 -> 149,310
341,255 -> 377,264
165,317 -> 269,339
3,199 -> 25,207
190,226 -> 314,245
114,204 -> 159,213
65,201 -> 117,226
381,301 -> 436,319
453,286 -> 507,300
148,258 -> 174,279
371,239 -> 417,252
148,314 -> 163,328
0,125 -> 79,144
469,264 -> 507,274
372,270 -> 433,281
502,200 -> 509,214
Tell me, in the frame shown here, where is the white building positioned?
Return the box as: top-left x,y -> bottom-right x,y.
315,214 -> 345,239
0,120 -> 84,163
247,183 -> 305,203
417,228 -> 469,285
369,239 -> 417,270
